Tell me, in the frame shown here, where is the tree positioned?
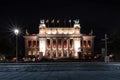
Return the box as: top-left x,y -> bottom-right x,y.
109,30 -> 120,61
0,37 -> 15,59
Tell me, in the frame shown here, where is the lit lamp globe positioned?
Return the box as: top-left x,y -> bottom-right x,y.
14,29 -> 19,35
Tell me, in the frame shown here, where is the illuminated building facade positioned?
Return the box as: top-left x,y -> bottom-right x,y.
24,20 -> 95,60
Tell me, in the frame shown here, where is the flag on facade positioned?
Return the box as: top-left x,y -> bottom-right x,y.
51,19 -> 54,23
46,19 -> 49,27
69,19 -> 71,23
69,19 -> 72,27
57,20 -> 59,23
57,20 -> 60,27
46,19 -> 49,23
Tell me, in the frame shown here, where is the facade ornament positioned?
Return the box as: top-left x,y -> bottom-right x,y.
26,29 -> 29,35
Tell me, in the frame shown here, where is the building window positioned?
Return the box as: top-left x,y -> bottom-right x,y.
88,40 -> 91,48
83,41 -> 86,47
28,51 -> 32,55
70,39 -> 73,48
47,39 -> 50,48
28,41 -> 32,48
53,39 -> 56,48
33,51 -> 36,55
64,40 -> 67,48
58,39 -> 62,48
37,41 -> 39,47
33,41 -> 36,47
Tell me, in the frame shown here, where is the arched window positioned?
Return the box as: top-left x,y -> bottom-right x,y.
28,50 -> 32,55
33,51 -> 36,55
64,40 -> 67,48
88,40 -> 91,48
53,39 -> 56,48
83,41 -> 86,47
33,41 -> 36,47
70,39 -> 73,48
47,39 -> 50,48
58,39 -> 62,48
28,41 -> 32,47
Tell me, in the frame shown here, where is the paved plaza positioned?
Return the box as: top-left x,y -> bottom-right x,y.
0,62 -> 120,80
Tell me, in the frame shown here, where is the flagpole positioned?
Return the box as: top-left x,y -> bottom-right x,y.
46,19 -> 49,27
64,19 -> 66,27
59,22 -> 60,27
69,19 -> 72,27
70,21 -> 71,27
54,20 -> 55,27
57,19 -> 60,27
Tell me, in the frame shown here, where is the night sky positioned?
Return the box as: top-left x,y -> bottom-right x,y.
0,0 -> 120,53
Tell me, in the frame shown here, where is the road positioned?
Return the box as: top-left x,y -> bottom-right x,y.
0,62 -> 120,80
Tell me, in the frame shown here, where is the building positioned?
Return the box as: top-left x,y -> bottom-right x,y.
24,20 -> 95,60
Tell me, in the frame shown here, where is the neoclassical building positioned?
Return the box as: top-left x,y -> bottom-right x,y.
24,20 -> 95,60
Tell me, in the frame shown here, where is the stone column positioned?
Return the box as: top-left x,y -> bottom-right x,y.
56,38 -> 58,58
67,39 -> 70,57
36,40 -> 37,48
25,39 -> 28,56
72,39 -> 74,57
62,38 -> 64,57
31,40 -> 33,48
45,39 -> 47,56
91,37 -> 94,54
86,40 -> 88,48
50,38 -> 53,58
82,40 -> 84,55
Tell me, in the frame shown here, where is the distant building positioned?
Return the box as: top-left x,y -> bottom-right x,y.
24,20 -> 95,60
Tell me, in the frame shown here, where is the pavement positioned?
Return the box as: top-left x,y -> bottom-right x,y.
0,62 -> 120,80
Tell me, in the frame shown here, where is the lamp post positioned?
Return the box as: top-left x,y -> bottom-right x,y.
14,29 -> 19,63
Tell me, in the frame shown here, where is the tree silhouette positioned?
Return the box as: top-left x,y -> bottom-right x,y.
0,37 -> 15,59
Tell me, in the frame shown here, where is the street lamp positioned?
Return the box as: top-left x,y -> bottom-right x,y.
14,28 -> 19,63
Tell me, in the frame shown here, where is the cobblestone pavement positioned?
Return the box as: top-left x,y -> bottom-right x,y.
0,62 -> 120,80
0,71 -> 120,80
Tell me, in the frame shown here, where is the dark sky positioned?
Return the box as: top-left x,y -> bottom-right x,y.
0,0 -> 120,53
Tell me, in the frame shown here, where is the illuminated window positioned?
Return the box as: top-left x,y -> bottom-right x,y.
33,51 -> 36,55
28,41 -> 32,47
83,41 -> 86,47
70,39 -> 73,48
53,39 -> 56,48
47,39 -> 50,48
64,40 -> 67,48
33,41 -> 36,47
58,39 -> 62,48
28,51 -> 32,55
88,40 -> 91,47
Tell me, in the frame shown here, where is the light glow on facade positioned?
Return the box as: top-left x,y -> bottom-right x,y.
24,20 -> 95,60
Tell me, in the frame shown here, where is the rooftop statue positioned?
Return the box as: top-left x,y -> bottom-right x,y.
73,19 -> 79,24
40,19 -> 45,24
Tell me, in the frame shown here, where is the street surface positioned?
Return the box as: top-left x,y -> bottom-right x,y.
0,62 -> 120,80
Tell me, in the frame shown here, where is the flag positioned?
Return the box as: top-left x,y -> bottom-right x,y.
57,20 -> 60,23
46,19 -> 49,27
51,19 -> 54,23
69,19 -> 71,23
69,19 -> 72,27
46,19 -> 49,23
